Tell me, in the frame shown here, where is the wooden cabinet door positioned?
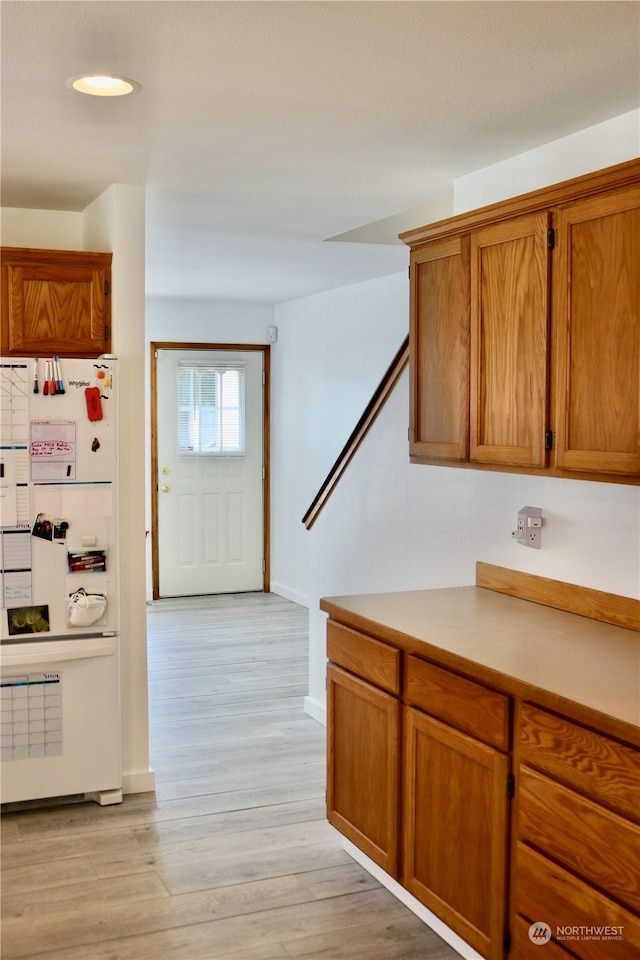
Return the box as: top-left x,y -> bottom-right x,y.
326,663 -> 400,877
403,707 -> 509,960
470,213 -> 550,466
409,237 -> 470,460
553,186 -> 640,476
1,249 -> 111,357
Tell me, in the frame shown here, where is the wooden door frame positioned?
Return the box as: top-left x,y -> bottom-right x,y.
150,341 -> 271,600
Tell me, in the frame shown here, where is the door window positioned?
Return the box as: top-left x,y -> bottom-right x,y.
177,363 -> 245,455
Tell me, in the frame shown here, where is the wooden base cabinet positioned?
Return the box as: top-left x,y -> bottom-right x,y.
322,574 -> 640,960
326,662 -> 401,877
326,617 -> 403,878
513,703 -> 640,959
326,622 -> 512,959
403,708 -> 509,960
1,247 -> 112,358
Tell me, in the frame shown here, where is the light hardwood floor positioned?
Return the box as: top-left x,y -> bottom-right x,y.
1,592 -> 461,960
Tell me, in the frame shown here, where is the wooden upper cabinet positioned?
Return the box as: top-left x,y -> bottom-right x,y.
1,247 -> 112,358
409,237 -> 470,460
553,186 -> 640,477
402,159 -> 640,484
470,213 -> 550,467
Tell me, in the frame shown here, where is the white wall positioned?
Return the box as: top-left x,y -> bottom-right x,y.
454,109 -> 640,212
1,208 -> 82,249
146,297 -> 274,345
267,112 -> 640,723
83,185 -> 153,794
271,273 -> 409,607
305,373 -> 640,717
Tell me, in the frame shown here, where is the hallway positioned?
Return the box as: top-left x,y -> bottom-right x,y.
1,593 -> 460,960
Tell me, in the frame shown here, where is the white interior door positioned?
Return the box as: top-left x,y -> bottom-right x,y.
156,348 -> 264,597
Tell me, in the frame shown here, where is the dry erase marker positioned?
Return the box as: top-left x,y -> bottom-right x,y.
55,356 -> 65,394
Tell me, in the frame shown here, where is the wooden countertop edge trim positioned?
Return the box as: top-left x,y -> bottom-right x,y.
318,599 -> 640,746
475,562 -> 640,632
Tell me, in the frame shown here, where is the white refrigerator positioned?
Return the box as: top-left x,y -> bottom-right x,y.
1,356 -> 122,805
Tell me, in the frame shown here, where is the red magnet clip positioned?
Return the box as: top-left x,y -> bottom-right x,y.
85,386 -> 103,421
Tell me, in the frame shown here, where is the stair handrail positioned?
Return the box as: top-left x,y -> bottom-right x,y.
302,335 -> 409,530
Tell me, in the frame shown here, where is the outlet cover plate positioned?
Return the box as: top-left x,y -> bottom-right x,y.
516,506 -> 542,549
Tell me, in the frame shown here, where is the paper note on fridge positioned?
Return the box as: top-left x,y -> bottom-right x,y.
33,482 -> 113,519
30,422 -> 77,480
1,529 -> 33,608
0,453 -> 18,526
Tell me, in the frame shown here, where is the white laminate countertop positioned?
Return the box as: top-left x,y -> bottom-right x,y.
320,585 -> 640,737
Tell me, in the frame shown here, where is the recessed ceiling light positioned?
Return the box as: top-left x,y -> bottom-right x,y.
66,75 -> 140,97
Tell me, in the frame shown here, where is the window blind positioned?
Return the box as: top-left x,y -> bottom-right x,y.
177,364 -> 246,455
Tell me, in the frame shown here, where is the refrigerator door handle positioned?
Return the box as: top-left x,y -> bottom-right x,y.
1,640 -> 117,668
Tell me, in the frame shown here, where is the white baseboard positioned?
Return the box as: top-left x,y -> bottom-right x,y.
343,840 -> 482,960
303,695 -> 326,726
121,768 -> 156,794
269,582 -> 310,608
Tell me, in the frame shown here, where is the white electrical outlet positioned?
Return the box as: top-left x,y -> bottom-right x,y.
512,506 -> 543,549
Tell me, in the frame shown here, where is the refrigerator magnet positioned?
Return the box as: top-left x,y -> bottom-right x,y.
85,387 -> 103,421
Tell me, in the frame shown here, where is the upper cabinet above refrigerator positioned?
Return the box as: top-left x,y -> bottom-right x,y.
1,247 -> 112,358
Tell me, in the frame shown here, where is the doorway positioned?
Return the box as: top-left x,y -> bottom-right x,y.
150,342 -> 270,599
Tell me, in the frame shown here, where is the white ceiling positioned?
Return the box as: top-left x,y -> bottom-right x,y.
2,1 -> 639,303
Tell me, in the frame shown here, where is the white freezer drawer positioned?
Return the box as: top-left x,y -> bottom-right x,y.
0,637 -> 121,803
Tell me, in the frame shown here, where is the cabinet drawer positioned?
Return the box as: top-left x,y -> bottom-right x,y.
405,655 -> 509,750
518,766 -> 640,913
512,916 -> 575,960
514,842 -> 640,960
327,621 -> 400,695
519,703 -> 640,821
